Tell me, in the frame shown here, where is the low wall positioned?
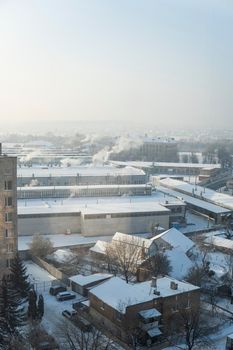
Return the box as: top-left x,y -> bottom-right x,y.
31,256 -> 69,283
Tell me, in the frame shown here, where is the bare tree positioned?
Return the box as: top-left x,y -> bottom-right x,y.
186,245 -> 213,287
29,233 -> 54,258
147,252 -> 172,277
168,308 -> 213,350
105,236 -> 144,283
27,324 -> 59,349
57,319 -> 112,350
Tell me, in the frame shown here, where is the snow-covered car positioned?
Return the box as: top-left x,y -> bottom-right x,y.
56,291 -> 76,301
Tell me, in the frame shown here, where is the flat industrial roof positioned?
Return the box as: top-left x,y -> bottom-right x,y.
18,195 -> 170,216
17,165 -> 145,177
159,178 -> 233,211
157,186 -> 231,214
111,161 -> 221,169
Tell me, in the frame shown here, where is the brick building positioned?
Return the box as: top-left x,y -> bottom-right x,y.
0,143 -> 18,277
88,276 -> 200,347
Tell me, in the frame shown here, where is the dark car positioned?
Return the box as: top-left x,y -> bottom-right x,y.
49,285 -> 67,296
62,309 -> 78,319
56,291 -> 76,301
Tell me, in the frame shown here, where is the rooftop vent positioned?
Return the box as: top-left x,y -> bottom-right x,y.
151,277 -> 157,288
170,281 -> 178,290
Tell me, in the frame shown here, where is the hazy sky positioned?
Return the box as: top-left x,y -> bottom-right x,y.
0,0 -> 233,129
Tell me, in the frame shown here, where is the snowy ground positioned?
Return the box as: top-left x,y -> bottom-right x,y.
18,233 -> 113,251
24,260 -> 123,349
179,210 -> 215,234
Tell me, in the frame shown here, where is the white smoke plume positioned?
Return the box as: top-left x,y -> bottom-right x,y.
60,158 -> 83,167
19,150 -> 43,163
92,135 -> 143,165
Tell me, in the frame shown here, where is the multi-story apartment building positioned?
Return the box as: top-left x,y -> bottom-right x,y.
0,143 -> 17,277
88,276 -> 200,347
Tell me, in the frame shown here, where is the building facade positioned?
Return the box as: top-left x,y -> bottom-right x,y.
0,144 -> 17,277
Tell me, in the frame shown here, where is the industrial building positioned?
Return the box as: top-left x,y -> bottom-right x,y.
17,184 -> 152,199
17,196 -> 171,237
17,165 -> 146,186
158,178 -> 232,223
0,144 -> 18,277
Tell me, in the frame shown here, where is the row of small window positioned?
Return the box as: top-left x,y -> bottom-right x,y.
5,229 -> 14,237
5,212 -> 13,223
4,180 -> 13,190
4,197 -> 13,207
6,243 -> 14,252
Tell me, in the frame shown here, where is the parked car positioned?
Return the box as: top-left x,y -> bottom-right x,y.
62,309 -> 78,319
56,291 -> 76,301
49,285 -> 67,296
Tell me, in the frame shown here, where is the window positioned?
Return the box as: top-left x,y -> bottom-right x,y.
5,197 -> 13,207
6,259 -> 12,268
7,243 -> 14,252
5,212 -> 13,223
5,229 -> 8,237
4,180 -> 12,190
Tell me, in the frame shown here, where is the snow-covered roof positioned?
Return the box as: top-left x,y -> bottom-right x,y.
152,228 -> 194,253
18,197 -> 170,216
165,248 -> 193,280
113,232 -> 154,250
205,236 -> 233,251
157,185 -> 231,214
48,249 -> 75,263
90,276 -> 199,313
17,165 -> 145,178
111,161 -> 221,170
138,308 -> 161,319
69,273 -> 113,286
147,328 -> 162,338
159,177 -> 233,211
18,233 -> 113,251
89,240 -> 108,255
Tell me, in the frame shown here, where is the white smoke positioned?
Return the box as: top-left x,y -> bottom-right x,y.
60,158 -> 83,167
92,146 -> 111,165
29,179 -> 39,187
19,150 -> 43,163
92,135 -> 143,165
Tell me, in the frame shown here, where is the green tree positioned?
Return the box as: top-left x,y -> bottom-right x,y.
37,294 -> 44,319
10,253 -> 31,300
0,275 -> 25,335
28,289 -> 38,321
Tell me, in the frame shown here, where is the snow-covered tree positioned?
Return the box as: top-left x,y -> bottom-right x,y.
10,253 -> 31,300
0,275 -> 25,335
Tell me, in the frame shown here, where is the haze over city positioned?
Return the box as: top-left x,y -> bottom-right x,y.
1,0 -> 233,131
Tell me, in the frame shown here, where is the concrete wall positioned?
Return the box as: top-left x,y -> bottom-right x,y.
18,211 -> 169,237
81,213 -> 169,237
18,213 -> 81,235
31,256 -> 69,282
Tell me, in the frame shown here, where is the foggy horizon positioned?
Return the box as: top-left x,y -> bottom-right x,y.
1,0 -> 233,130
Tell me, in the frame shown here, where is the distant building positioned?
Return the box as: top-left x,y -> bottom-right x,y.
139,136 -> 178,162
0,143 -> 17,277
17,166 -> 146,187
110,137 -> 178,162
